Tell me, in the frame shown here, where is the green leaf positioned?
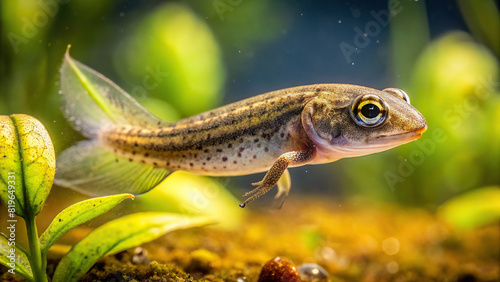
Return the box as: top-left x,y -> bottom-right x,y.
0,115 -> 26,218
136,171 -> 243,229
39,194 -> 134,253
0,236 -> 33,281
438,186 -> 500,229
53,212 -> 215,281
0,114 -> 55,218
0,233 -> 29,257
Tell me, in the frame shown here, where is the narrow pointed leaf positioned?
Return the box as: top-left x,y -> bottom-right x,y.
53,212 -> 215,281
0,233 -> 29,257
0,114 -> 55,218
39,194 -> 134,253
0,236 -> 33,281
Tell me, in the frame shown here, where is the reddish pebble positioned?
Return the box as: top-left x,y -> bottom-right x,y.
258,257 -> 301,282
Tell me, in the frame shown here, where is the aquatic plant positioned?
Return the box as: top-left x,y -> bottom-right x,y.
0,114 -> 214,281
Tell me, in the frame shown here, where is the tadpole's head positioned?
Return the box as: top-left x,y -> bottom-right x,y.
302,84 -> 427,163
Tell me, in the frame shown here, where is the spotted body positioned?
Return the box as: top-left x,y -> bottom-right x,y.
101,88 -> 314,176
55,50 -> 427,207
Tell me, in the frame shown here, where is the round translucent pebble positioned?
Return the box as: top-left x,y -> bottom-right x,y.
298,263 -> 329,282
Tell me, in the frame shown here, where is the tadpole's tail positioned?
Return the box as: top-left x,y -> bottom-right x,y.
54,46 -> 171,196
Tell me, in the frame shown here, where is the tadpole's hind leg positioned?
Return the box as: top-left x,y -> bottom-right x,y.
272,169 -> 291,209
239,149 -> 314,208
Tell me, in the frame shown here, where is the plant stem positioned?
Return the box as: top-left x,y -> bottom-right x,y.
26,215 -> 47,282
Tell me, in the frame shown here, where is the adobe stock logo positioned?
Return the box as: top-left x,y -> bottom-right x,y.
130,65 -> 170,100
339,0 -> 403,64
7,0 -> 70,54
384,75 -> 499,192
213,0 -> 244,21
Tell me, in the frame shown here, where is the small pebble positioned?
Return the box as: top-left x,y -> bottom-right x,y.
258,257 -> 301,282
131,247 -> 149,265
298,263 -> 329,281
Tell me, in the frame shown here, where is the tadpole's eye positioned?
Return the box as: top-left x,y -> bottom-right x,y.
350,95 -> 389,128
361,103 -> 380,118
382,88 -> 410,104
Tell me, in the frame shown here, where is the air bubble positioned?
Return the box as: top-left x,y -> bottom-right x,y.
382,237 -> 400,255
315,246 -> 337,262
386,261 -> 399,273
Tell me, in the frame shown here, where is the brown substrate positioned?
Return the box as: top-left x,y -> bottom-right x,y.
1,197 -> 498,281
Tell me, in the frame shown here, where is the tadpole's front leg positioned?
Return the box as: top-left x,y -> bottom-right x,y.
239,149 -> 315,207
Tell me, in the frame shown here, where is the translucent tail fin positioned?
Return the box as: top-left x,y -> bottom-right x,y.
55,141 -> 170,196
59,45 -> 168,137
55,46 -> 171,196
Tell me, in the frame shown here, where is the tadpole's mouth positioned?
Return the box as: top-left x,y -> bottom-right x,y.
415,125 -> 428,134
371,125 -> 427,145
312,124 -> 428,163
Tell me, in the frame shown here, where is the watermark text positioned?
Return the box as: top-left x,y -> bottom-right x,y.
213,0 -> 244,21
6,172 -> 17,274
7,0 -> 70,53
339,0 -> 403,64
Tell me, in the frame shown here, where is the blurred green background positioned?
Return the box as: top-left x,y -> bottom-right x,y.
1,0 -> 499,228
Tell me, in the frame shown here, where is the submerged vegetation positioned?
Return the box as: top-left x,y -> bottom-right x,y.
0,114 -> 213,281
